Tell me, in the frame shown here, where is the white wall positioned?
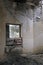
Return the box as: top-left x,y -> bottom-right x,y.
33,5 -> 43,53
33,22 -> 43,53
15,8 -> 34,53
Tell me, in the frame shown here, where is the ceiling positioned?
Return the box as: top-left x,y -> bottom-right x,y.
8,0 -> 41,5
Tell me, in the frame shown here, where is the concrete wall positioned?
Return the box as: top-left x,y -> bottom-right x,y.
33,5 -> 43,53
0,0 -> 43,58
14,7 -> 34,53
33,22 -> 43,53
0,12 -> 21,58
0,0 -> 21,58
0,0 -> 34,57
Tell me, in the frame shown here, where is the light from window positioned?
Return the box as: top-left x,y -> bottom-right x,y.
9,25 -> 20,38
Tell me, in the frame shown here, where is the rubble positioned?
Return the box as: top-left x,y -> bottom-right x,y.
0,52 -> 43,65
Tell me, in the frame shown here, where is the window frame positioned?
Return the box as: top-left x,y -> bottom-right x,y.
6,23 -> 21,39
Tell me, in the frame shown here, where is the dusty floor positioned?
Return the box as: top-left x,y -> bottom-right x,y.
0,52 -> 43,65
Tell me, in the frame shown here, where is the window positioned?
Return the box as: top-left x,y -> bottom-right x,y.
9,25 -> 20,38
6,24 -> 21,39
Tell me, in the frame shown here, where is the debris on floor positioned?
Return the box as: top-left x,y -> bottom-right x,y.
0,52 -> 43,65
